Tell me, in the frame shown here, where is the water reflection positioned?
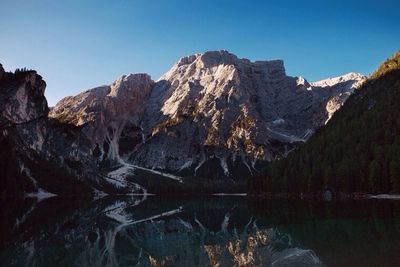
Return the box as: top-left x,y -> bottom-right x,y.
0,196 -> 399,266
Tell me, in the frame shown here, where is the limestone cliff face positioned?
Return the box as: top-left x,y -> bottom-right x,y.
49,51 -> 366,179
0,66 -> 48,125
50,74 -> 154,162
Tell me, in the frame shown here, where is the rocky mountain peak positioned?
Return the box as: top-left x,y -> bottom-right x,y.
310,72 -> 366,88
160,50 -> 285,82
130,52 -> 366,176
173,50 -> 237,69
50,73 -> 154,162
109,73 -> 152,98
198,50 -> 239,67
49,51 -> 366,180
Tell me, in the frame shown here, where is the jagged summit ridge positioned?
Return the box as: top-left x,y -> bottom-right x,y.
310,72 -> 365,88
160,50 -> 284,81
156,50 -> 286,120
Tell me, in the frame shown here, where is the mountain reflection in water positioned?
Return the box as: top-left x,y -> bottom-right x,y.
1,196 -> 400,266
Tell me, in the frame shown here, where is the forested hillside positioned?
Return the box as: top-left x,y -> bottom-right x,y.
249,51 -> 400,195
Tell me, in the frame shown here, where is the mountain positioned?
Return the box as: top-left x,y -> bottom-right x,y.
248,51 -> 400,196
0,51 -> 365,196
50,51 -> 364,179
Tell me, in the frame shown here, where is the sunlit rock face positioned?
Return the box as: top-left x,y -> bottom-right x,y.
50,74 -> 154,162
50,51 -> 365,178
310,72 -> 366,124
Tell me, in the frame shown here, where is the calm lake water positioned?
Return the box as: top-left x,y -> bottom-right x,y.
1,196 -> 400,266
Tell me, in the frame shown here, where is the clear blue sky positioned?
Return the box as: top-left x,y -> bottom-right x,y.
1,0 -> 399,105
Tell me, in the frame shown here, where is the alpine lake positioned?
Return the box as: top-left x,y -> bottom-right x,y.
1,195 -> 400,266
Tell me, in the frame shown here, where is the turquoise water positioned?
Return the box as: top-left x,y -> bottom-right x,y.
1,196 -> 399,266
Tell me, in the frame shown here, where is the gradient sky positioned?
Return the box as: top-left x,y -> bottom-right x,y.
1,0 -> 399,105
